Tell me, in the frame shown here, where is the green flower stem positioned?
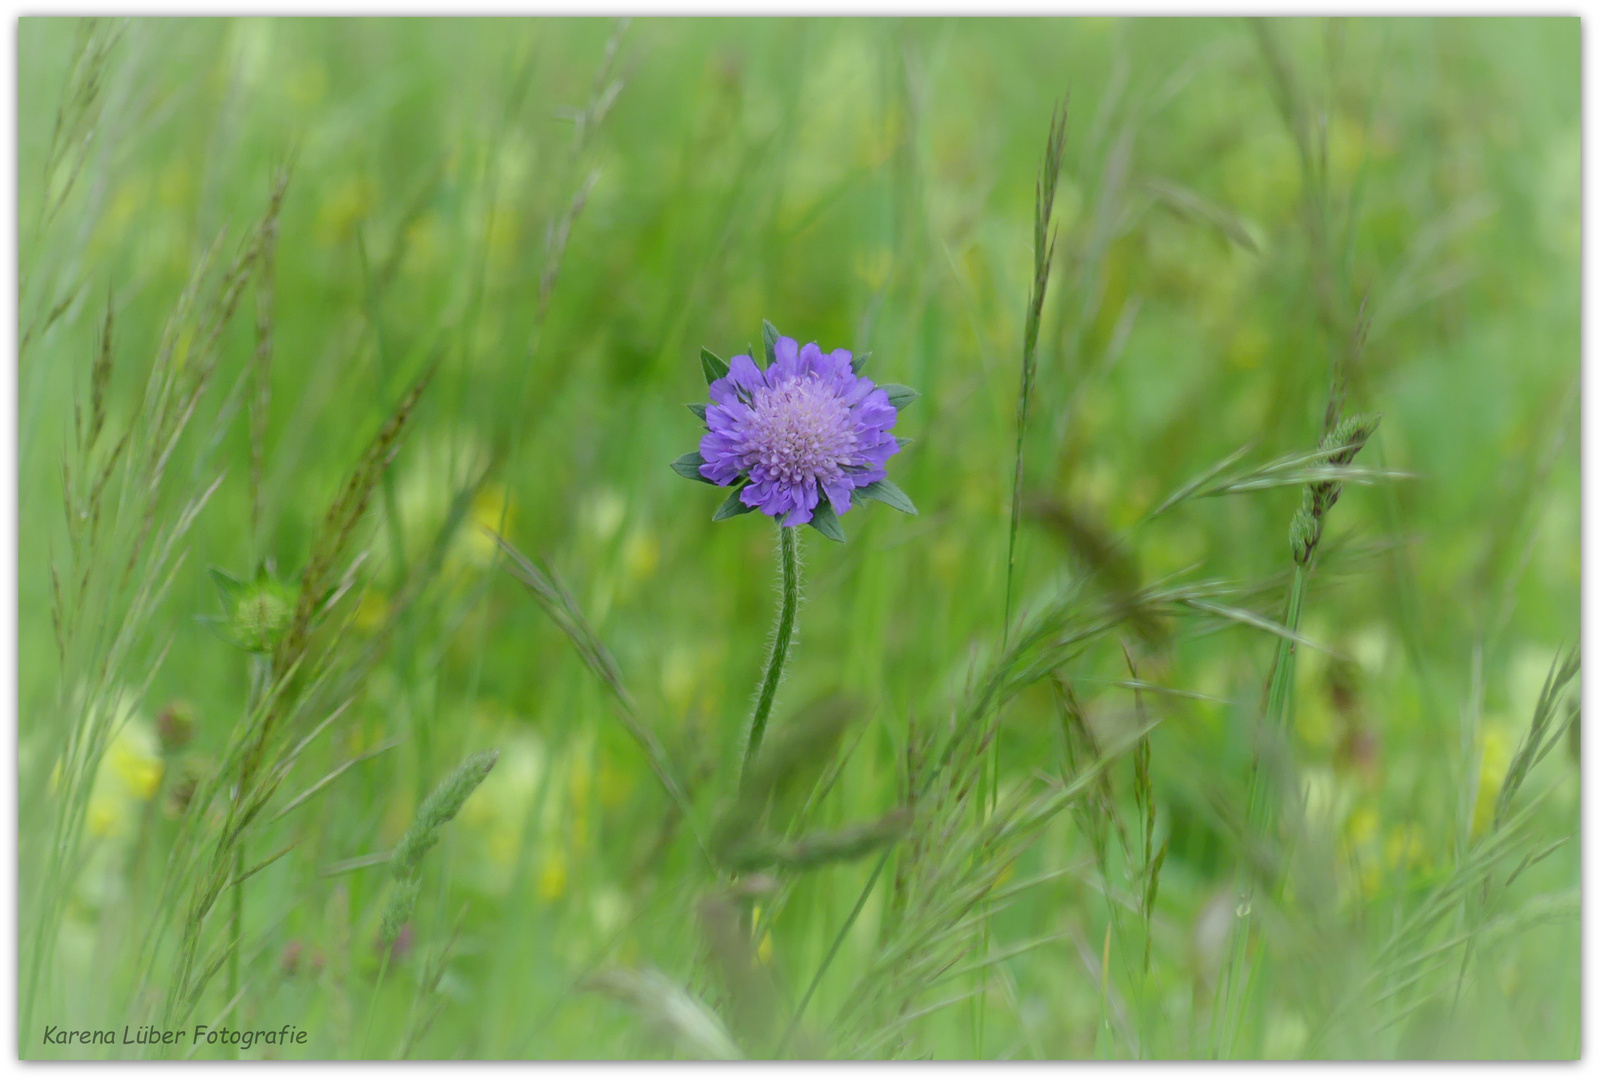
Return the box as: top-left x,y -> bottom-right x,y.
741,523 -> 800,793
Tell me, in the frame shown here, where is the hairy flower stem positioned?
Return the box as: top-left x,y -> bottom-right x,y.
741,524 -> 800,794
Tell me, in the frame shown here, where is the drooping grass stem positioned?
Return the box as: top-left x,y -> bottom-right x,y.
741,523 -> 800,792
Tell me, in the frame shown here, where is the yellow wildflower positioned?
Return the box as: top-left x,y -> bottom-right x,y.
86,712 -> 164,838
1472,722 -> 1513,838
538,850 -> 568,902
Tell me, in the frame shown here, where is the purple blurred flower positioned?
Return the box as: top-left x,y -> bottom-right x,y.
697,337 -> 900,527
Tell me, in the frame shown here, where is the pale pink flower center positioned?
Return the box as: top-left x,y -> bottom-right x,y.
743,375 -> 858,486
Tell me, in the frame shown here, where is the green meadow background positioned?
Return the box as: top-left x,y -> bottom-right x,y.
19,16 -> 1579,1059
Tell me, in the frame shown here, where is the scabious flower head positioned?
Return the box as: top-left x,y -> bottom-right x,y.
694,335 -> 901,527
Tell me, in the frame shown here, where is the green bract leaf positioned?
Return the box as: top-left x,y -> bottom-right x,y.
880,384 -> 919,409
700,347 -> 729,385
192,613 -> 234,646
671,451 -> 715,484
808,499 -> 845,543
852,350 -> 871,376
713,485 -> 756,521
208,566 -> 246,603
686,402 -> 708,422
762,319 -> 780,365
857,478 -> 917,515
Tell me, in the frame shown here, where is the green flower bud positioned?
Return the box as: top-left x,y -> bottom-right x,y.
231,584 -> 292,654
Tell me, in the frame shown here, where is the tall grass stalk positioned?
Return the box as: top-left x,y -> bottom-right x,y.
1211,563 -> 1305,1057
981,99 -> 1068,1055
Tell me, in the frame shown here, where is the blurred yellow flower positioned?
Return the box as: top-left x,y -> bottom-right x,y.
109,735 -> 163,801
316,176 -> 375,246
354,589 -> 389,634
86,711 -> 164,839
538,850 -> 568,902
462,484 -> 516,567
1384,822 -> 1429,873
1471,721 -> 1513,838
1345,806 -> 1379,848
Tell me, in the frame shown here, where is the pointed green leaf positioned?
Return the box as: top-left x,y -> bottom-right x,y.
857,478 -> 917,515
808,499 -> 845,543
686,402 -> 708,422
700,348 -> 729,385
880,384 -> 919,409
762,320 -> 781,365
852,350 -> 871,376
671,451 -> 715,484
713,485 -> 756,521
209,566 -> 246,602
193,613 -> 238,647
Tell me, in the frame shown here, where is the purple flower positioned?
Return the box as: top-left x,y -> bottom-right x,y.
687,334 -> 910,529
671,324 -> 918,538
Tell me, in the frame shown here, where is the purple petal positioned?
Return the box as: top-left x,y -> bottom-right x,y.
824,478 -> 853,515
699,460 -> 743,485
770,336 -> 800,382
797,342 -> 826,377
841,376 -> 878,406
741,479 -> 773,509
859,436 -> 900,466
709,354 -> 766,405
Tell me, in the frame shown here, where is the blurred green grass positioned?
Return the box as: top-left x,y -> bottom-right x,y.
19,16 -> 1578,1059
